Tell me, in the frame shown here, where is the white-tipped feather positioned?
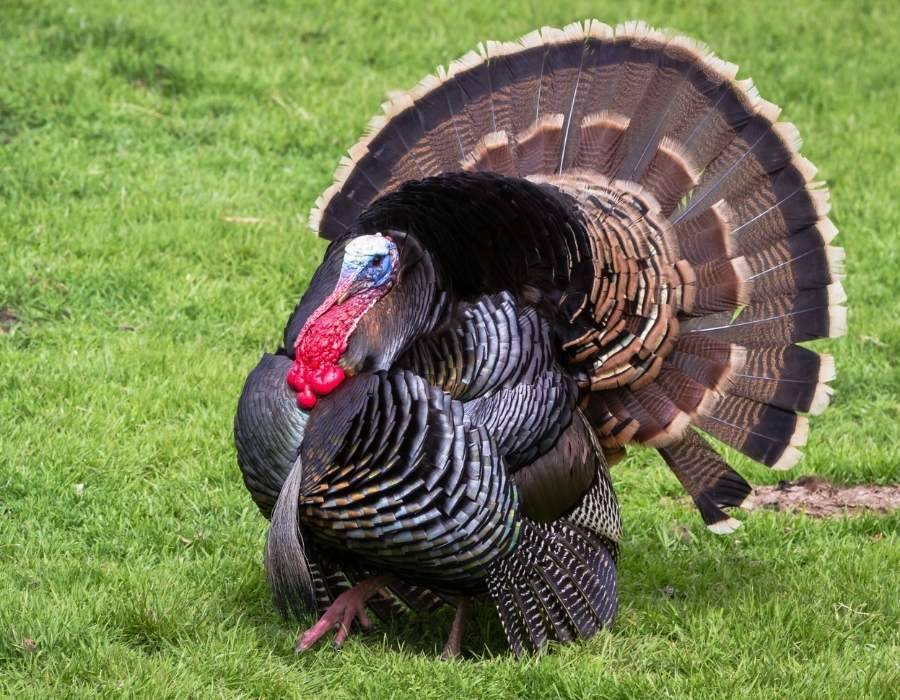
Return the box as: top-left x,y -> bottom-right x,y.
484,130 -> 511,147
364,114 -> 388,138
658,136 -> 700,182
718,59 -> 740,81
517,29 -> 543,49
827,246 -> 846,278
348,141 -> 369,162
309,184 -> 341,230
668,33 -> 709,56
539,25 -> 568,44
755,99 -> 782,123
646,412 -> 692,447
641,26 -> 671,46
710,199 -> 738,257
583,110 -> 630,130
308,208 -> 321,232
447,50 -> 483,78
668,33 -> 740,82
486,40 -> 522,58
818,354 -> 836,383
818,217 -> 839,244
772,445 -> 803,471
791,154 -> 818,182
382,93 -> 414,119
828,305 -> 848,338
773,122 -> 803,153
808,383 -> 834,416
790,415 -> 810,447
519,113 -> 565,139
409,73 -> 442,101
562,21 -> 586,40
696,388 -> 723,418
735,78 -> 762,112
461,130 -> 514,172
827,281 -> 847,305
808,184 -> 831,215
614,21 -> 637,38
707,517 -> 742,535
615,20 -> 655,42
585,19 -> 613,40
333,156 -> 358,183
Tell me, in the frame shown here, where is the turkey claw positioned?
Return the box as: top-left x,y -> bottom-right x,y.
295,600 -> 371,653
294,575 -> 393,653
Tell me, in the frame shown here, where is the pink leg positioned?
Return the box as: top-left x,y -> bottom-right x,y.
440,598 -> 472,660
295,575 -> 396,653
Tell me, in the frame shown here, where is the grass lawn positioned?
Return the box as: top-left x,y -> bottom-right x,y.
2,0 -> 898,697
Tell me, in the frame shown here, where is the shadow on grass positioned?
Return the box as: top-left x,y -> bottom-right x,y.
223,537 -> 779,661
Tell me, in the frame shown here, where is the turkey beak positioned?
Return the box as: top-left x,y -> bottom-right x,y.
334,273 -> 367,305
335,285 -> 352,305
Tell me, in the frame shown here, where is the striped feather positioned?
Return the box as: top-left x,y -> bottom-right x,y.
487,520 -> 617,655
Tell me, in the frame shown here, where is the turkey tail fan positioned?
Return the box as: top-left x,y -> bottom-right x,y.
487,520 -> 617,655
265,455 -> 317,619
309,21 -> 845,528
309,20 -> 732,238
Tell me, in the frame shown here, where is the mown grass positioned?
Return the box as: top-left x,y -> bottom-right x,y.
1,0 -> 898,697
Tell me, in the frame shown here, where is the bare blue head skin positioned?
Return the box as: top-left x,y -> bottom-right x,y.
333,234 -> 399,303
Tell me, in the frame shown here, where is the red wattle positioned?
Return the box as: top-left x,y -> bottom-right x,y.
297,386 -> 317,410
287,281 -> 386,409
286,364 -> 305,392
309,365 -> 345,395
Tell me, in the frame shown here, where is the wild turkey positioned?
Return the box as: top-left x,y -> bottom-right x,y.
235,21 -> 845,656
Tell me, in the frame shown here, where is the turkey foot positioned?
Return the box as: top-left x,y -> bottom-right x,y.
295,575 -> 397,652
440,598 -> 472,660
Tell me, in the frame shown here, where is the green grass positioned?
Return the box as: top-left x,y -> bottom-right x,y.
2,0 -> 898,697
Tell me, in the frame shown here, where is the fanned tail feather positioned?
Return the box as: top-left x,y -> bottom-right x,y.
309,20 -> 845,529
659,429 -> 753,533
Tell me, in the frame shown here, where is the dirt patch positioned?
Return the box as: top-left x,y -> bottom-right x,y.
753,476 -> 900,517
0,307 -> 18,333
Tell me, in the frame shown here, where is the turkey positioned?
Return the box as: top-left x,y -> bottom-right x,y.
235,21 -> 845,656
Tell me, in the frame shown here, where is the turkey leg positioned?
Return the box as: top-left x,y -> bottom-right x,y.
440,597 -> 472,660
295,575 -> 397,652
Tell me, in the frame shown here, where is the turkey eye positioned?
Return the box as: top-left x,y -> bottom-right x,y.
371,255 -> 384,267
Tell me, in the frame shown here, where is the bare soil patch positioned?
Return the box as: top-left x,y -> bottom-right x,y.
753,476 -> 900,517
0,307 -> 18,333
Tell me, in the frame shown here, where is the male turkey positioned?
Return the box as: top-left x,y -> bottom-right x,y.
235,21 -> 845,656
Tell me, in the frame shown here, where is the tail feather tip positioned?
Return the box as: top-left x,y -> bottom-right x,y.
707,517 -> 742,535
772,445 -> 803,471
